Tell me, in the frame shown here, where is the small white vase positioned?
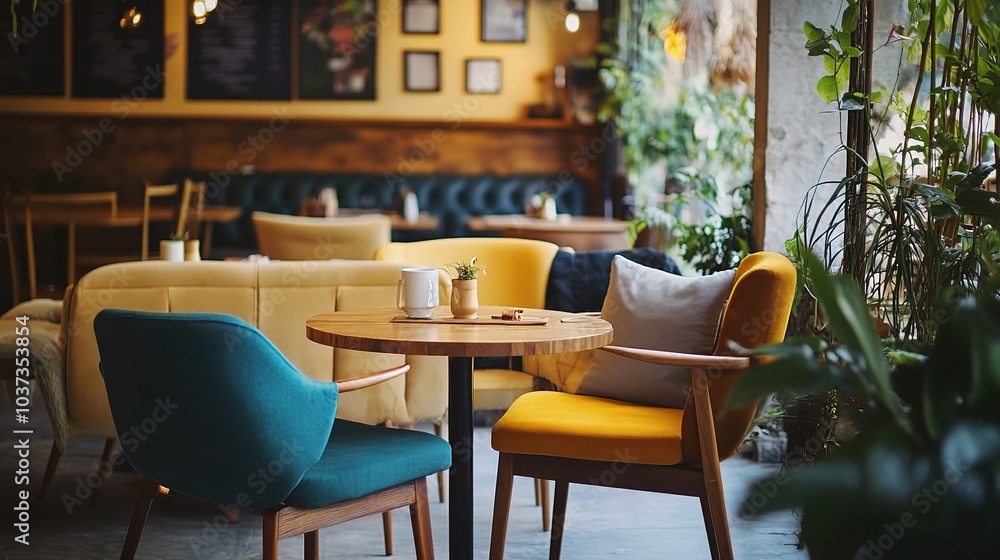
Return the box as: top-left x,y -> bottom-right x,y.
160,240 -> 185,262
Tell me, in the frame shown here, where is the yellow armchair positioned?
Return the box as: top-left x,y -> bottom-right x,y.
374,237 -> 561,410
488,252 -> 797,560
374,237 -> 561,511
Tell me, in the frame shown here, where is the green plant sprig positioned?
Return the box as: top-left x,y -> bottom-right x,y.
445,256 -> 486,280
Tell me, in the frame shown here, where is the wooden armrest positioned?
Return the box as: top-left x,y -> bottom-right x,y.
335,364 -> 410,393
600,346 -> 750,369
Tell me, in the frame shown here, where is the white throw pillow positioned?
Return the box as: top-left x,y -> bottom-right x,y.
575,256 -> 736,408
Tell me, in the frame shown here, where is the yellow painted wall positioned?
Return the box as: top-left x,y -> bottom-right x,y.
1,0 -> 600,121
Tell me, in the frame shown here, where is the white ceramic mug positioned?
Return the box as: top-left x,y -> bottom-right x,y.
396,267 -> 439,319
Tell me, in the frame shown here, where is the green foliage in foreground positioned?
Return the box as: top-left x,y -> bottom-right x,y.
727,253 -> 1000,559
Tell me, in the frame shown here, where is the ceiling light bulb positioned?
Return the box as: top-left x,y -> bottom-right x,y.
192,1 -> 206,18
565,13 -> 580,33
205,0 -> 218,12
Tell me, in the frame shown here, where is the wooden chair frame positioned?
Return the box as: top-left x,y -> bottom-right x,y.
21,192 -> 119,300
489,347 -> 751,560
3,190 -> 23,304
114,365 -> 437,560
140,184 -> 179,261
176,179 -> 206,239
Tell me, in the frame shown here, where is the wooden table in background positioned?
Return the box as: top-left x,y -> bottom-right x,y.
10,204 -> 241,257
467,214 -> 631,251
334,208 -> 440,231
306,305 -> 613,560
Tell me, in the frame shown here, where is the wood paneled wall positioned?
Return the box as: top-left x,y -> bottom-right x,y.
0,115 -> 607,214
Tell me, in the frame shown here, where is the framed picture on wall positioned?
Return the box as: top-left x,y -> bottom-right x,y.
403,0 -> 439,34
298,0 -> 378,100
466,59 -> 501,94
481,0 -> 526,43
404,51 -> 440,92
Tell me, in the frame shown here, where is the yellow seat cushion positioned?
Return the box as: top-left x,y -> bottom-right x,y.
491,391 -> 685,466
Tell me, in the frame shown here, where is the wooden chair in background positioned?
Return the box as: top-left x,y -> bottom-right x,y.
177,178 -> 206,239
140,184 -> 179,261
3,190 -> 24,304
22,192 -> 120,300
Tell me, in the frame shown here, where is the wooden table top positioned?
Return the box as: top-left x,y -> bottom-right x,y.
12,204 -> 242,227
306,305 -> 613,357
466,214 -> 629,233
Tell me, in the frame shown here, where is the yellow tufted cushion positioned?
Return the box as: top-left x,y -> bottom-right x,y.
491,391 -> 685,466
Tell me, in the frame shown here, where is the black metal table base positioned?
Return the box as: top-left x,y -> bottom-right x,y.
448,356 -> 474,559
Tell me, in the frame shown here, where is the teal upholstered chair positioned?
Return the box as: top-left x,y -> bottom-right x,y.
94,309 -> 451,560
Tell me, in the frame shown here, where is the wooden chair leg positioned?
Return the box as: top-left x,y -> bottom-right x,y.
39,443 -> 61,497
540,479 -> 551,531
701,471 -> 734,560
433,422 -> 446,503
549,480 -> 569,560
409,477 -> 434,560
534,477 -> 542,505
692,368 -> 734,560
304,530 -> 319,560
262,510 -> 279,560
489,453 -> 515,560
700,495 -> 722,560
119,476 -> 159,560
382,510 -> 394,556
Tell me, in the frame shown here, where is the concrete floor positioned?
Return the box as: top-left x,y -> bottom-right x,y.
1,399 -> 808,559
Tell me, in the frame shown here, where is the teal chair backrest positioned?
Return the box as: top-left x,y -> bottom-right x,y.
94,309 -> 339,509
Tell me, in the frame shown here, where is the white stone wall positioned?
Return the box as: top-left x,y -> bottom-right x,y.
763,0 -> 845,252
762,0 -> 907,254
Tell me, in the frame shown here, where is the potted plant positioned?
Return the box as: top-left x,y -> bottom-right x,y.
445,257 -> 486,319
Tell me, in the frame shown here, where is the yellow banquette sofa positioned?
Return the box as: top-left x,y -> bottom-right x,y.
46,259 -> 450,492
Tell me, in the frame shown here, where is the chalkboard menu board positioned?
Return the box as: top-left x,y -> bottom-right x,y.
72,0 -> 165,99
0,1 -> 66,96
187,1 -> 292,100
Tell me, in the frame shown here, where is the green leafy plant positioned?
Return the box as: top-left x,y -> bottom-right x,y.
9,0 -> 36,37
445,257 -> 485,280
726,251 -> 1000,559
797,0 -> 999,350
676,180 -> 752,275
598,0 -> 755,257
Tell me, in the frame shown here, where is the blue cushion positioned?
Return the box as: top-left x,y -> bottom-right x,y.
284,420 -> 451,508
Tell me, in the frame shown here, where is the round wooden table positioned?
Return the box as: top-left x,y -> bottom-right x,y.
306,305 -> 612,559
